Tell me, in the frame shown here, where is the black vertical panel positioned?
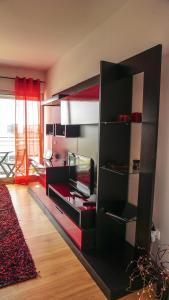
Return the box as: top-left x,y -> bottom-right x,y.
97,61 -> 133,251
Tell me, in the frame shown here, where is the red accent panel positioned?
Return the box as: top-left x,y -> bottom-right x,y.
52,206 -> 82,249
50,183 -> 72,197
61,84 -> 99,101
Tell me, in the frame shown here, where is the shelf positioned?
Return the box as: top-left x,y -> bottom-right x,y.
104,202 -> 137,223
101,121 -> 130,125
41,93 -> 68,106
100,121 -> 155,125
100,166 -> 139,176
42,95 -> 60,106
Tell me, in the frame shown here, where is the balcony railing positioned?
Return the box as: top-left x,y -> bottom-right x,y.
0,137 -> 40,178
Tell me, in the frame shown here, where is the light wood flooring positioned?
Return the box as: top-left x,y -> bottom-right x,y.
0,184 -> 139,300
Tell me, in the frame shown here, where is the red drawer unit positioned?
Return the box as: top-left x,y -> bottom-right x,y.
47,183 -> 96,250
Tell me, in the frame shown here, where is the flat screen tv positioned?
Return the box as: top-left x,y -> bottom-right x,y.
68,152 -> 94,197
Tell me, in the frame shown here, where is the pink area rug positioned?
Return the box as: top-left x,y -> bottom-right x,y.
0,185 -> 37,288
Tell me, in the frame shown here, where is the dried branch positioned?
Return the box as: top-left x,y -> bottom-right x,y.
127,245 -> 169,299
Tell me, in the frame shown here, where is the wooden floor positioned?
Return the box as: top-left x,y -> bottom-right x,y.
0,184 -> 139,300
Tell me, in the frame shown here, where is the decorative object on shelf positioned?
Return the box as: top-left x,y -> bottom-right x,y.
126,245 -> 169,300
117,114 -> 130,122
131,112 -> 142,123
117,112 -> 142,123
54,153 -> 62,160
133,160 -> 140,173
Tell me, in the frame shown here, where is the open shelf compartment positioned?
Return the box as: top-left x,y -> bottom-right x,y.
103,202 -> 137,223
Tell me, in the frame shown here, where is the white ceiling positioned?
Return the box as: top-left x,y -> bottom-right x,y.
0,0 -> 128,70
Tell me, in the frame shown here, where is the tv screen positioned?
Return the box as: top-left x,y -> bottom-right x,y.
68,152 -> 94,196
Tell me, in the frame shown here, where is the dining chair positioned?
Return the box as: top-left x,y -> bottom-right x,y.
3,149 -> 26,177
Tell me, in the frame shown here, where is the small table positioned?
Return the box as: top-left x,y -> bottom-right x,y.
0,151 -> 12,177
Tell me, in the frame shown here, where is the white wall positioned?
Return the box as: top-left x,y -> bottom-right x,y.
46,0 -> 169,97
46,0 -> 169,244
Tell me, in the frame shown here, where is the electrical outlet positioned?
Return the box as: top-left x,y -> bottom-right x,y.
156,229 -> 160,241
151,229 -> 160,242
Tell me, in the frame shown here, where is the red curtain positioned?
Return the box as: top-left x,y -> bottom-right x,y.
15,77 -> 43,184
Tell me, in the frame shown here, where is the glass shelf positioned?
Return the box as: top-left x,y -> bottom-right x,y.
101,121 -> 130,125
100,121 -> 155,125
104,202 -> 137,223
100,166 -> 139,176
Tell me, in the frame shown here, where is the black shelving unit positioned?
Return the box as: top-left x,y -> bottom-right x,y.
38,45 -> 162,299
97,45 -> 162,259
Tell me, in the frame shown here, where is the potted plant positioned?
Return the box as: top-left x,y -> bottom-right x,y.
126,245 -> 169,299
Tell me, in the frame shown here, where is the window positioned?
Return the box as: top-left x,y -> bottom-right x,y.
0,95 -> 15,152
